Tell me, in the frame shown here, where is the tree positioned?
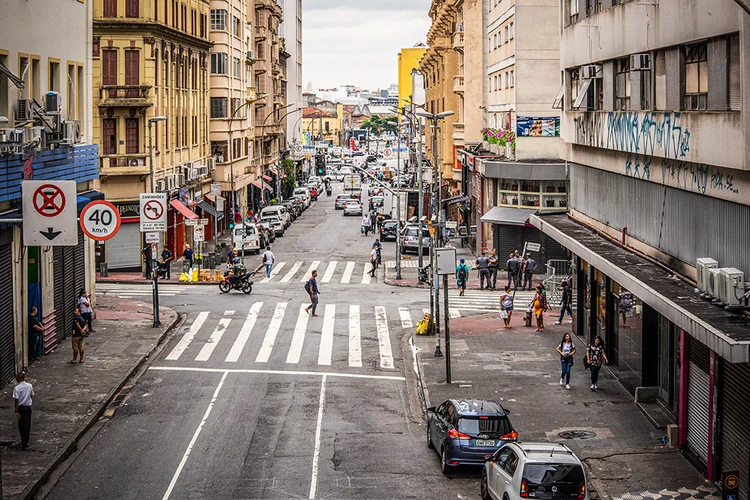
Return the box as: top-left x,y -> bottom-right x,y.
280,158 -> 297,198
361,115 -> 399,135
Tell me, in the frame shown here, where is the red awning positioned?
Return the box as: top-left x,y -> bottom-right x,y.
252,180 -> 272,191
262,175 -> 273,182
169,199 -> 199,219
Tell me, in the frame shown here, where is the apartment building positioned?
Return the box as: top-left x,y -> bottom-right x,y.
532,0 -> 750,490
93,0 -> 214,268
283,0 -> 302,144
0,0 -> 100,376
397,44 -> 427,124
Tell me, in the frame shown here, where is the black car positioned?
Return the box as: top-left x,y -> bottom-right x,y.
427,399 -> 517,475
280,202 -> 297,221
380,220 -> 399,241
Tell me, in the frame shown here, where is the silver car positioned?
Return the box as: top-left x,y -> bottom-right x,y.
343,201 -> 363,216
401,225 -> 431,254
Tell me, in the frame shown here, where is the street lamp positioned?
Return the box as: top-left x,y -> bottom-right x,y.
260,102 -> 295,201
386,120 -> 409,280
416,109 -> 454,360
147,115 -> 166,327
273,107 -> 301,199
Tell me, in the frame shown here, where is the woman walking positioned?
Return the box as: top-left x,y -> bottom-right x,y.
499,286 -> 514,328
556,333 -> 576,389
586,336 -> 608,391
532,284 -> 548,332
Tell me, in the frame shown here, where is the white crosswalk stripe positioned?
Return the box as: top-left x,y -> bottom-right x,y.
321,261 -> 338,283
279,261 -> 301,283
399,307 -> 412,328
286,304 -> 309,364
166,311 -> 209,360
226,302 -> 262,362
300,261 -> 320,282
361,264 -> 371,284
348,305 -> 362,367
97,285 -> 187,299
260,262 -> 286,283
255,302 -> 287,362
196,318 -> 231,362
340,262 -> 355,284
374,307 -> 394,369
317,305 -> 335,366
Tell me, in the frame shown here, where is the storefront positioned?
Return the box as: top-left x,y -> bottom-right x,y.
0,227 -> 15,383
107,202 -> 143,271
51,226 -> 86,351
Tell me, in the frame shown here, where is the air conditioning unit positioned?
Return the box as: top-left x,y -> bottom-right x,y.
46,113 -> 62,133
0,128 -> 24,144
15,99 -> 34,122
178,173 -> 185,186
45,91 -> 62,114
580,64 -> 602,79
696,258 -> 719,292
247,50 -> 254,61
198,165 -> 208,176
30,126 -> 46,150
706,267 -> 723,299
630,53 -> 651,71
718,268 -> 745,307
128,157 -> 144,167
156,180 -> 166,191
208,157 -> 216,171
62,120 -> 81,144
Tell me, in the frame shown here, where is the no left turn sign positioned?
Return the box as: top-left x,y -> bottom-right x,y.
140,193 -> 167,232
80,200 -> 121,241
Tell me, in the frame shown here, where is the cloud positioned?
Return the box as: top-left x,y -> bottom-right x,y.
301,1 -> 431,90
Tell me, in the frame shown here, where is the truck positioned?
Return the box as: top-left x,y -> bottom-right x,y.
343,174 -> 362,200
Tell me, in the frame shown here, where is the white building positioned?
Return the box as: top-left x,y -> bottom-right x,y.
283,0 -> 302,143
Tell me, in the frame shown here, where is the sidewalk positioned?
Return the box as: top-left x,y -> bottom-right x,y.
413,309 -> 718,500
0,296 -> 179,499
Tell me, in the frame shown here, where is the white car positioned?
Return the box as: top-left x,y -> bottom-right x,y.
232,224 -> 261,255
293,187 -> 311,207
261,206 -> 290,229
481,442 -> 589,500
343,201 -> 363,216
261,216 -> 284,236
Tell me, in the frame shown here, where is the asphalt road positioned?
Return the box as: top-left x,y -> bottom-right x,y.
45,182 -> 480,499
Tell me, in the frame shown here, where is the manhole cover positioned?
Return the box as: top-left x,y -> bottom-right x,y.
557,430 -> 597,440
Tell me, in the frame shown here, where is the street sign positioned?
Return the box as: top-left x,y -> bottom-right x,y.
199,218 -> 209,225
145,232 -> 160,244
185,219 -> 198,227
194,225 -> 205,242
722,470 -> 739,500
445,220 -> 458,229
139,193 -> 167,232
210,183 -> 222,196
383,147 -> 393,158
80,200 -> 121,241
526,242 -> 541,252
22,180 -> 78,246
436,247 -> 456,275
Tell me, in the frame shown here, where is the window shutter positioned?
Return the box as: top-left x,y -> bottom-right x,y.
729,34 -> 741,111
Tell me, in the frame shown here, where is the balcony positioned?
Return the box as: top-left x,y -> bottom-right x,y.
99,85 -> 153,108
255,25 -> 267,40
99,153 -> 150,175
452,31 -> 464,51
272,62 -> 282,75
453,75 -> 464,94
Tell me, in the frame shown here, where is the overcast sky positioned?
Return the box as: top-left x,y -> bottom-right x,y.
302,0 -> 431,91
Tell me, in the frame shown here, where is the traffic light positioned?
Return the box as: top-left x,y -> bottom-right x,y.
229,222 -> 235,230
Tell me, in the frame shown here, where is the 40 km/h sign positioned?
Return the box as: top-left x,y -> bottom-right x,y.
80,200 -> 121,241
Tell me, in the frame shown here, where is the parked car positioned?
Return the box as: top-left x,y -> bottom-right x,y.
426,399 -> 517,475
290,198 -> 304,216
292,194 -> 308,211
232,223 -> 262,255
261,215 -> 284,236
401,224 -> 431,254
380,220 -> 399,242
343,201 -> 363,216
335,194 -> 355,210
280,201 -> 298,221
371,195 -> 385,208
261,206 -> 290,229
257,221 -> 276,244
481,442 -> 588,500
293,187 -> 311,207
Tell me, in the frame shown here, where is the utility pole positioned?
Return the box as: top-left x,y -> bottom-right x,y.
148,116 -> 166,328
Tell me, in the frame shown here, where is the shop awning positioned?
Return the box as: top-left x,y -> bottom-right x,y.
481,207 -> 536,226
252,179 -> 272,191
197,200 -> 221,219
531,213 -> 750,362
262,175 -> 273,183
76,191 -> 105,211
169,199 -> 198,220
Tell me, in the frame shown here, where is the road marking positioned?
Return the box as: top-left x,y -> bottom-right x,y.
321,261 -> 338,283
399,308 -> 412,328
278,261 -> 302,283
195,318 -> 231,362
150,366 -> 406,381
361,264 -> 371,284
261,262 -> 286,283
449,308 -> 461,319
225,302 -> 263,362
286,304 -> 309,364
317,304 -> 335,366
374,306 -> 394,369
308,375 -> 327,500
300,261 -> 321,282
162,370 -> 228,500
224,310 -> 235,316
255,302 -> 287,362
348,305 -> 361,368
165,311 -> 209,360
340,261 -> 355,283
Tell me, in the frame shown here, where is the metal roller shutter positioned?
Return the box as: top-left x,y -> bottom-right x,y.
0,243 -> 15,384
74,227 -> 86,294
106,223 -> 142,270
686,341 -> 711,464
53,247 -> 67,346
52,232 -> 86,349
721,363 -> 750,500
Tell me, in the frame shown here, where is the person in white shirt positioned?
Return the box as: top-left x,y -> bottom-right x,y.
13,373 -> 34,450
368,247 -> 378,277
262,247 -> 275,278
361,215 -> 371,236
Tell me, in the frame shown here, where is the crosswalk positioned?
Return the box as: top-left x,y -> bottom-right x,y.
97,285 -> 187,299
256,260 -> 377,285
447,289 -> 537,312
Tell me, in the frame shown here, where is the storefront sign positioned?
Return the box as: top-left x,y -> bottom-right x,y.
516,116 -> 560,137
722,470 -> 739,500
145,232 -> 160,244
114,202 -> 140,218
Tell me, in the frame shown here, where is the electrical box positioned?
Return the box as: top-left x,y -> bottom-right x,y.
696,258 -> 719,293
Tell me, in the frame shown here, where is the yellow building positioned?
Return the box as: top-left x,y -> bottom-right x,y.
302,106 -> 339,146
397,44 -> 427,122
92,0 -> 213,269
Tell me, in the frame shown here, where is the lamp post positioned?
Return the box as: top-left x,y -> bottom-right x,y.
147,115 -> 166,327
273,107 -> 301,200
387,120 -> 409,280
417,110 -> 454,358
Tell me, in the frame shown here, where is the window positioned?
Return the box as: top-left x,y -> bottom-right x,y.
231,97 -> 241,117
504,451 -> 519,476
640,66 -> 652,110
200,14 -> 206,37
211,140 -> 228,162
125,50 -> 140,96
181,4 -> 187,31
183,116 -> 188,146
0,55 -> 7,120
233,15 -> 241,36
172,1 -> 178,28
49,60 -> 60,93
509,22 -> 514,39
192,10 -> 196,35
325,121 -> 330,132
104,0 -> 117,17
192,61 -> 198,88
66,64 -> 75,118
684,43 -> 708,110
102,50 -> 117,86
126,0 -> 139,18
31,58 -> 41,102
615,58 -> 630,110
569,0 -> 579,24
210,9 -> 227,31
493,34 -> 497,50
125,118 -> 139,154
192,116 -> 198,144
505,72 -> 509,88
77,65 -> 83,124
102,118 -> 117,155
210,53 -> 228,74
232,137 -> 242,158
233,57 -> 241,77
510,70 -> 514,87
505,25 -> 509,43
210,97 -> 227,118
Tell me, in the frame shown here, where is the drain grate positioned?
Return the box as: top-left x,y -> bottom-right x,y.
557,430 -> 597,440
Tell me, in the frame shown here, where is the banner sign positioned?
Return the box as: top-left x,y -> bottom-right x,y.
516,116 -> 560,137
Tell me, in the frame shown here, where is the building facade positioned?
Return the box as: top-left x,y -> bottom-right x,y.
534,0 -> 750,491
93,0 -> 214,269
397,44 -> 427,121
283,0 -> 302,144
1,0 -> 100,378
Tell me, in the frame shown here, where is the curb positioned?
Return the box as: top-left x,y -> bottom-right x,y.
18,307 -> 183,500
407,333 -> 432,417
97,279 -> 217,286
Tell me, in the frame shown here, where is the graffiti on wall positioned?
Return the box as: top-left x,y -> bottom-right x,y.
624,153 -> 740,196
574,111 -> 692,161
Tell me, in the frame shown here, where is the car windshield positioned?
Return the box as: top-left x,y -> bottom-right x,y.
405,227 -> 430,238
457,417 -> 511,438
262,218 -> 279,223
235,227 -> 255,236
523,463 -> 584,486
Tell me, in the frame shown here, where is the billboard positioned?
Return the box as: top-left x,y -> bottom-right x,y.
516,116 -> 560,137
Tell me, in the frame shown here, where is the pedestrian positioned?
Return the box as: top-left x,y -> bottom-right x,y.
555,280 -> 573,324
262,246 -> 275,278
372,239 -> 382,267
506,253 -> 519,289
522,253 -> 536,290
456,258 -> 470,296
619,289 -> 633,326
499,286 -> 514,328
161,245 -> 174,279
369,245 -> 378,277
586,336 -> 608,391
182,244 -> 194,269
70,306 -> 86,364
142,243 -> 153,279
556,333 -> 576,390
226,244 -> 236,265
532,284 -> 548,332
488,250 -> 499,290
78,289 -> 94,334
370,210 -> 377,230
512,251 -> 522,288
28,307 -> 44,361
304,270 -> 320,317
368,199 -> 374,212
361,215 -> 371,236
13,372 -> 34,450
475,251 -> 491,290
235,209 -> 242,224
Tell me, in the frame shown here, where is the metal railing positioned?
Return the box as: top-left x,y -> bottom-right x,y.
543,259 -> 572,306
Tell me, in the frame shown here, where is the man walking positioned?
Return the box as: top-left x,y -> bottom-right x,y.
304,270 -> 320,317
488,250 -> 499,290
456,258 -> 470,296
262,246 -> 275,278
70,306 -> 86,364
361,215 -> 371,236
522,253 -> 537,290
142,243 -> 153,279
555,280 -> 573,324
28,307 -> 44,361
13,373 -> 34,450
369,245 -> 378,277
161,245 -> 174,280
475,251 -> 491,290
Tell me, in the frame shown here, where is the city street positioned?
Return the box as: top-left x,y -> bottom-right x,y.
45,184 -> 479,499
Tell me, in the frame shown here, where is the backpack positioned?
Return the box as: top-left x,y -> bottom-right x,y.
304,280 -> 311,294
539,292 -> 548,309
457,265 -> 468,280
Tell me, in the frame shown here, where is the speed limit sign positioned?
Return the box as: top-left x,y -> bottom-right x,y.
80,200 -> 121,241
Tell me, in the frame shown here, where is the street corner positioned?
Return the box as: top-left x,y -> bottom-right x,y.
94,295 -> 179,329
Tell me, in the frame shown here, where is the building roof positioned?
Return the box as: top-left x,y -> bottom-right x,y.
302,107 -> 335,118
368,105 -> 395,116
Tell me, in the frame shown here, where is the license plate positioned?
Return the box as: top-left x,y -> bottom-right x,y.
475,440 -> 495,447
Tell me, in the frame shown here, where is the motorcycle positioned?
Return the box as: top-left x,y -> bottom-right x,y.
219,266 -> 255,294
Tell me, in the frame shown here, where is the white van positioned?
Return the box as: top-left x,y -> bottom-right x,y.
233,224 -> 261,255
261,205 -> 290,229
293,187 -> 311,207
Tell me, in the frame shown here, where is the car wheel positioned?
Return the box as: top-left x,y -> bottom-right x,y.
427,425 -> 434,449
481,469 -> 492,500
440,448 -> 450,475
